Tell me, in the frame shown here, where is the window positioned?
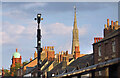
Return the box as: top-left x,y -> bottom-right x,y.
99,71 -> 102,76
21,69 -> 22,75
98,46 -> 101,56
18,70 -> 19,76
112,41 -> 116,52
52,74 -> 55,76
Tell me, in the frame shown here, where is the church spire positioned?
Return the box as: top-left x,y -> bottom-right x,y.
71,6 -> 80,55
74,6 -> 77,29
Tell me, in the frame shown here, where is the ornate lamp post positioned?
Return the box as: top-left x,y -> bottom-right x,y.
35,14 -> 43,77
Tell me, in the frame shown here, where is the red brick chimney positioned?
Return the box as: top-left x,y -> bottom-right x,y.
111,20 -> 113,29
74,46 -> 80,59
94,37 -> 103,43
107,19 -> 109,27
47,48 -> 55,61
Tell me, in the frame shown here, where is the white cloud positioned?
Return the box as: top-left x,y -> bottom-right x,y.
0,32 -> 18,44
3,22 -> 25,35
3,10 -> 29,20
1,22 -> 36,44
43,23 -> 72,36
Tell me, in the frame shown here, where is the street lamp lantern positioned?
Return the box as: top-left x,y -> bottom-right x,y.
34,13 -> 43,78
37,14 -> 41,24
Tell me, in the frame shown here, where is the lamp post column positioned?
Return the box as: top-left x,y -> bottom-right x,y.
35,14 -> 43,77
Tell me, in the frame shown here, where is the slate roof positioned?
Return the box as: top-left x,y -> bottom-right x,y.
55,57 -> 120,77
47,61 -> 65,77
26,67 -> 34,74
48,54 -> 93,77
42,61 -> 54,72
68,53 -> 93,68
23,58 -> 48,75
59,54 -> 93,74
69,58 -> 73,62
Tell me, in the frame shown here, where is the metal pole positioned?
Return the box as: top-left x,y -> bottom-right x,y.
35,14 -> 43,77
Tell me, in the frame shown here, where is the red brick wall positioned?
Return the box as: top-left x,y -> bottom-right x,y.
47,51 -> 55,61
93,36 -> 119,64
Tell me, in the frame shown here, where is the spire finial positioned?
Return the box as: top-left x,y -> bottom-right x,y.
74,6 -> 76,12
73,6 -> 77,29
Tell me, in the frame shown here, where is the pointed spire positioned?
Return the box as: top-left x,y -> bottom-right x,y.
74,6 -> 77,29
72,6 -> 80,55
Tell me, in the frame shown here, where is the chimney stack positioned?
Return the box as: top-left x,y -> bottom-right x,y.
42,46 -> 44,50
16,48 -> 18,52
75,46 -> 79,52
66,51 -> 68,55
30,57 -> 32,61
116,21 -> 118,25
107,19 -> 109,27
111,20 -> 113,29
61,51 -> 63,54
114,22 -> 116,26
104,24 -> 107,29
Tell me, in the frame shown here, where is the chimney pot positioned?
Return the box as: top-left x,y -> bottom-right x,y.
66,51 -> 68,55
107,19 -> 109,27
104,24 -> 107,29
16,48 -> 18,52
116,21 -> 118,25
114,22 -> 115,25
111,20 -> 113,29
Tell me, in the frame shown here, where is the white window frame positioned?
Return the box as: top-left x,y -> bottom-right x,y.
99,71 -> 102,76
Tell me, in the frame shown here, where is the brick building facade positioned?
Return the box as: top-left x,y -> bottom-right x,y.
93,19 -> 120,77
10,48 -> 22,76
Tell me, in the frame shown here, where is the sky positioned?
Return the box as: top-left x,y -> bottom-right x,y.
1,2 -> 119,69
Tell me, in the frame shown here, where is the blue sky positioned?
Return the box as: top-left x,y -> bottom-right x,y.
1,2 -> 118,69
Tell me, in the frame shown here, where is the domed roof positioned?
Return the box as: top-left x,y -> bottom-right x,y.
12,48 -> 21,58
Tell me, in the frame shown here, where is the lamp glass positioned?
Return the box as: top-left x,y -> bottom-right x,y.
38,14 -> 41,17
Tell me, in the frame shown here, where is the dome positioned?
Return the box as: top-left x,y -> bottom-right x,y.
12,48 -> 21,58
